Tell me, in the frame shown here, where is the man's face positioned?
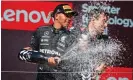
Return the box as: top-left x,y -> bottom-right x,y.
93,13 -> 108,34
56,13 -> 72,28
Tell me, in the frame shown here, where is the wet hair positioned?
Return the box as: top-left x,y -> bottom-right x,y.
88,8 -> 109,20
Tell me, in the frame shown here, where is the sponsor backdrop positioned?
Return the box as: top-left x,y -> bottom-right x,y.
1,1 -> 133,80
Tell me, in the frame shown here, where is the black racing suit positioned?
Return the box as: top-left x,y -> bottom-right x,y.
18,25 -> 79,80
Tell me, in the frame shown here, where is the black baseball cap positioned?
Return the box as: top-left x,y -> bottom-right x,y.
51,4 -> 78,18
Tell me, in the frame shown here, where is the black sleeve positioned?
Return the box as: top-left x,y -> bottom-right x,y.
18,49 -> 49,64
30,29 -> 39,50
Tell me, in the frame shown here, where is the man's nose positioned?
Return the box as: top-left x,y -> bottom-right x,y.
67,17 -> 71,20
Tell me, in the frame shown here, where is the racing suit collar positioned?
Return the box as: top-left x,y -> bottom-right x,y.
52,25 -> 67,34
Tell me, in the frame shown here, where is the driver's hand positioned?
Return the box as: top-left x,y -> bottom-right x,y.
48,57 -> 61,66
23,47 -> 33,50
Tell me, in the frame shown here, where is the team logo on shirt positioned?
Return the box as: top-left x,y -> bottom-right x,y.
44,31 -> 49,36
40,49 -> 61,56
42,31 -> 50,38
60,36 -> 66,42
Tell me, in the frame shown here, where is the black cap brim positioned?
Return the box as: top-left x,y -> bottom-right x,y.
65,11 -> 78,18
51,11 -> 78,18
71,11 -> 78,16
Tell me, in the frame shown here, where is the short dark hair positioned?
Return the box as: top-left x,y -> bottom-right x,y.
88,8 -> 109,20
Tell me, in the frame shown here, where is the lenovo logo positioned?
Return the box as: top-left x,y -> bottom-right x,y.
1,9 -> 54,23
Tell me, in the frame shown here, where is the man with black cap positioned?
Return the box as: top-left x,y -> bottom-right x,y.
18,4 -> 78,80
